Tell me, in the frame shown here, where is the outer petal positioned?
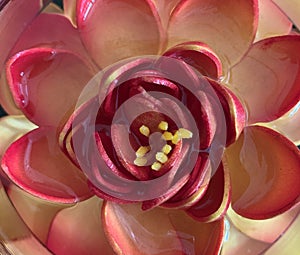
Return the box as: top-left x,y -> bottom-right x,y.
224,125 -> 300,219
0,179 -> 52,255
7,48 -> 95,127
255,0 -> 292,42
47,196 -> 115,255
0,115 -> 36,158
272,0 -> 300,30
168,0 -> 258,69
229,35 -> 300,124
1,127 -> 92,203
262,102 -> 300,145
264,209 -> 300,255
77,0 -> 163,68
227,205 -> 300,243
0,0 -> 41,70
102,202 -> 224,255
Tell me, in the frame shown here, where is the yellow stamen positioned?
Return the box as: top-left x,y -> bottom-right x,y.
162,131 -> 173,141
172,131 -> 181,145
162,144 -> 172,155
156,152 -> 168,164
139,125 -> 150,137
151,162 -> 162,171
158,121 -> 168,131
178,128 -> 193,139
135,146 -> 150,157
134,157 -> 147,166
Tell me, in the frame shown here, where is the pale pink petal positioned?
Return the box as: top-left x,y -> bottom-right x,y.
6,184 -> 72,244
47,197 -> 115,255
0,180 -> 52,255
255,0 -> 292,42
7,48 -> 95,127
103,202 -> 224,255
262,101 -> 300,145
264,207 -> 300,255
77,0 -> 163,68
0,115 -> 36,158
0,0 -> 41,70
1,127 -> 92,203
227,205 -> 300,243
168,0 -> 258,70
229,35 -> 300,124
221,218 -> 270,255
272,0 -> 300,30
224,125 -> 300,219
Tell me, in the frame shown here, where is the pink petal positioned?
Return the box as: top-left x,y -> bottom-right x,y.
6,184 -> 72,244
255,0 -> 292,42
77,0 -> 163,68
163,41 -> 222,79
0,0 -> 41,70
272,0 -> 300,30
7,48 -> 95,127
221,217 -> 270,255
187,161 -> 231,222
224,125 -> 300,219
227,205 -> 300,243
0,115 -> 36,158
0,179 -> 52,255
263,102 -> 300,145
264,208 -> 300,255
1,127 -> 92,203
168,0 -> 258,69
47,197 -> 115,255
229,35 -> 300,124
103,202 -> 224,255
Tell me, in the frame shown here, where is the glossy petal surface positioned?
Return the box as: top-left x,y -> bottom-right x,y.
47,197 -> 115,255
103,202 -> 224,255
272,0 -> 300,29
255,0 -> 292,42
163,42 -> 222,79
77,0 -> 162,68
230,36 -> 300,123
168,0 -> 258,69
1,127 -> 92,203
7,48 -> 95,127
187,161 -> 231,222
224,125 -> 300,219
263,102 -> 300,145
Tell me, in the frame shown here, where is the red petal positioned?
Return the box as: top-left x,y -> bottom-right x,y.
163,41 -> 222,79
187,161 -> 231,222
229,35 -> 300,123
7,48 -> 95,127
103,202 -> 224,255
272,0 -> 300,30
168,0 -> 258,69
47,197 -> 115,255
255,0 -> 292,42
224,125 -> 300,219
77,0 -> 163,68
1,127 -> 92,203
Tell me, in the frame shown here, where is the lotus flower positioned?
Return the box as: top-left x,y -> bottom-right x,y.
0,0 -> 300,254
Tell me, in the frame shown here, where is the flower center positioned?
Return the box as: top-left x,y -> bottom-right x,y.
133,121 -> 193,171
